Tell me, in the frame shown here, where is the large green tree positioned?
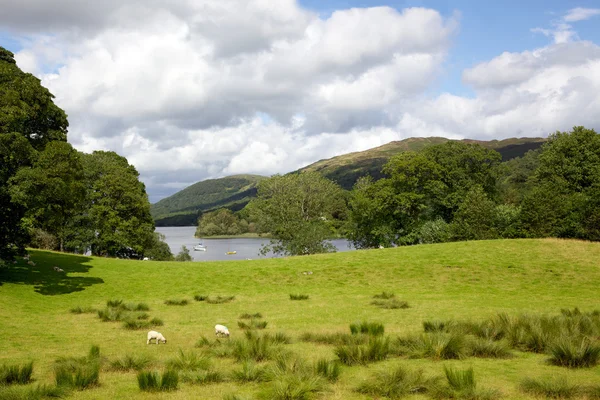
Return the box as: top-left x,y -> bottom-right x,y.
0,47 -> 69,260
10,141 -> 87,252
521,126 -> 600,240
249,172 -> 346,256
196,208 -> 244,237
82,151 -> 155,257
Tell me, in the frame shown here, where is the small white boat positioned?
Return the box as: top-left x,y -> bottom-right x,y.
194,244 -> 207,251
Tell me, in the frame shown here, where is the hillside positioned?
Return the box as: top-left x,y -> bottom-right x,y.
150,174 -> 267,226
299,137 -> 546,189
0,239 -> 599,399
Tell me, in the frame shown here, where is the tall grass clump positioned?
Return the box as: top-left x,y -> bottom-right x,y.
106,299 -> 123,308
181,370 -> 225,385
520,376 -> 580,399
70,306 -> 96,314
232,336 -> 278,362
300,332 -> 369,346
166,349 -> 211,371
164,299 -> 189,306
206,295 -> 235,304
0,384 -> 67,399
371,298 -> 410,309
238,319 -> 268,330
231,361 -> 269,383
97,307 -> 124,322
109,354 -> 153,371
314,359 -> 340,382
239,313 -> 263,319
410,333 -> 468,360
350,321 -> 384,336
468,337 -> 512,359
547,336 -> 600,368
194,294 -> 208,301
373,291 -> 396,299
431,366 -> 500,400
54,345 -> 101,390
0,362 -> 34,385
263,356 -> 325,400
137,369 -> 179,392
289,294 -> 309,300
150,317 -> 164,326
356,365 -> 431,399
223,394 -> 253,400
335,337 -> 390,366
122,319 -> 151,330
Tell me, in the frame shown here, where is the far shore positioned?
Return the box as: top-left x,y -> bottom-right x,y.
194,233 -> 273,239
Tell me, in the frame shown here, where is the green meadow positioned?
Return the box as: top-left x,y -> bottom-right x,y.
1,238 -> 599,399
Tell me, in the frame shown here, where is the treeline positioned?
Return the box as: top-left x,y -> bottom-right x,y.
231,126 -> 600,256
0,46 -> 172,262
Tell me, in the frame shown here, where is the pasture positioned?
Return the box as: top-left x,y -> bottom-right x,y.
0,239 -> 599,399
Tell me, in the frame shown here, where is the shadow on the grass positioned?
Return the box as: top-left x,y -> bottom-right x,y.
0,250 -> 103,295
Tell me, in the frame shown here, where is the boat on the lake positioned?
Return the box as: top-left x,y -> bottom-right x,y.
226,251 -> 237,255
194,244 -> 207,251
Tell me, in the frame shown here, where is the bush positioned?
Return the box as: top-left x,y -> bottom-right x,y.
418,218 -> 452,244
289,294 -> 309,300
548,336 -> 600,368
350,321 -> 384,336
174,245 -> 192,262
520,376 -> 580,399
164,299 -> 189,306
109,354 -> 152,371
356,365 -> 431,398
206,295 -> 235,304
0,362 -> 34,385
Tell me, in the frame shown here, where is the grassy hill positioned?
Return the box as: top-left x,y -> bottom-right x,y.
151,174 -> 267,226
1,239 -> 599,399
299,137 -> 546,190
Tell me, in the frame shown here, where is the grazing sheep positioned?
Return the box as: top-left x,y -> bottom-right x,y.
27,260 -> 36,266
147,330 -> 167,344
215,324 -> 230,338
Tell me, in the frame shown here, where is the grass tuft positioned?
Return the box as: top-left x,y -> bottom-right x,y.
373,291 -> 396,299
335,337 -> 390,366
164,299 -> 189,306
70,306 -> 96,314
109,354 -> 152,371
166,349 -> 211,371
0,362 -> 34,385
150,317 -> 164,326
289,294 -> 309,300
520,376 -> 580,399
231,361 -> 269,383
349,321 -> 384,336
314,359 -> 340,382
547,336 -> 600,368
137,369 -> 179,392
239,312 -> 263,319
194,294 -> 208,301
206,295 -> 235,304
356,365 -> 431,398
181,370 -> 225,385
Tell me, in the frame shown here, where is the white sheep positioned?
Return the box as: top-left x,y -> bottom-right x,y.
215,324 -> 230,338
53,266 -> 64,272
147,330 -> 167,344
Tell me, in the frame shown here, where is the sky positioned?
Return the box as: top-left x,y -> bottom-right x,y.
1,1 -> 600,203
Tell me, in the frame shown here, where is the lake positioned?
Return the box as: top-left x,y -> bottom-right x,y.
155,226 -> 354,261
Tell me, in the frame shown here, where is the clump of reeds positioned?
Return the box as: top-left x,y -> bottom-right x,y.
289,294 -> 309,300
206,295 -> 235,304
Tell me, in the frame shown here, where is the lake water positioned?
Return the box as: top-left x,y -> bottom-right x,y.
155,226 -> 354,261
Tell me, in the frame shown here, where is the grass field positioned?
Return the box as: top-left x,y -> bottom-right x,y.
1,239 -> 599,399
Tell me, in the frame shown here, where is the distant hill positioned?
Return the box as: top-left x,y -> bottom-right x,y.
151,174 -> 267,226
151,137 -> 546,226
298,137 -> 546,190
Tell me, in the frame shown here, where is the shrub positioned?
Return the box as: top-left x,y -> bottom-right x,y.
239,313 -> 263,319
418,218 -> 452,244
371,298 -> 410,309
0,362 -> 34,385
350,321 -> 384,336
520,376 -> 580,399
356,365 -> 431,398
194,294 -> 208,301
206,295 -> 235,304
164,299 -> 189,306
166,349 -> 211,371
548,337 -> 600,368
174,245 -> 192,262
335,337 -> 390,366
109,354 -> 152,371
70,306 -> 96,314
314,359 -> 340,382
231,361 -> 269,383
289,294 -> 309,300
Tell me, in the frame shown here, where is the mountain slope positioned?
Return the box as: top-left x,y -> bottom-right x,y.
299,137 -> 546,189
151,174 -> 267,226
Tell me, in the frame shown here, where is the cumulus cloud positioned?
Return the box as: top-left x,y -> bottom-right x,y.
2,1 -> 600,202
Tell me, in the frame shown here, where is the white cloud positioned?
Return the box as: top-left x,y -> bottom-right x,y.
3,1 -> 600,202
563,7 -> 600,22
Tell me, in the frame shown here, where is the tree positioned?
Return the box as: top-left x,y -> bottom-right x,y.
81,151 -> 155,257
144,233 -> 174,261
10,141 -> 86,252
450,185 -> 498,241
248,172 -> 346,256
0,47 -> 68,150
520,126 -> 600,240
0,133 -> 35,261
174,245 -> 192,261
196,208 -> 243,237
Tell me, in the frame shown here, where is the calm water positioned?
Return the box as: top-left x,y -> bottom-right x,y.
155,226 -> 353,261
